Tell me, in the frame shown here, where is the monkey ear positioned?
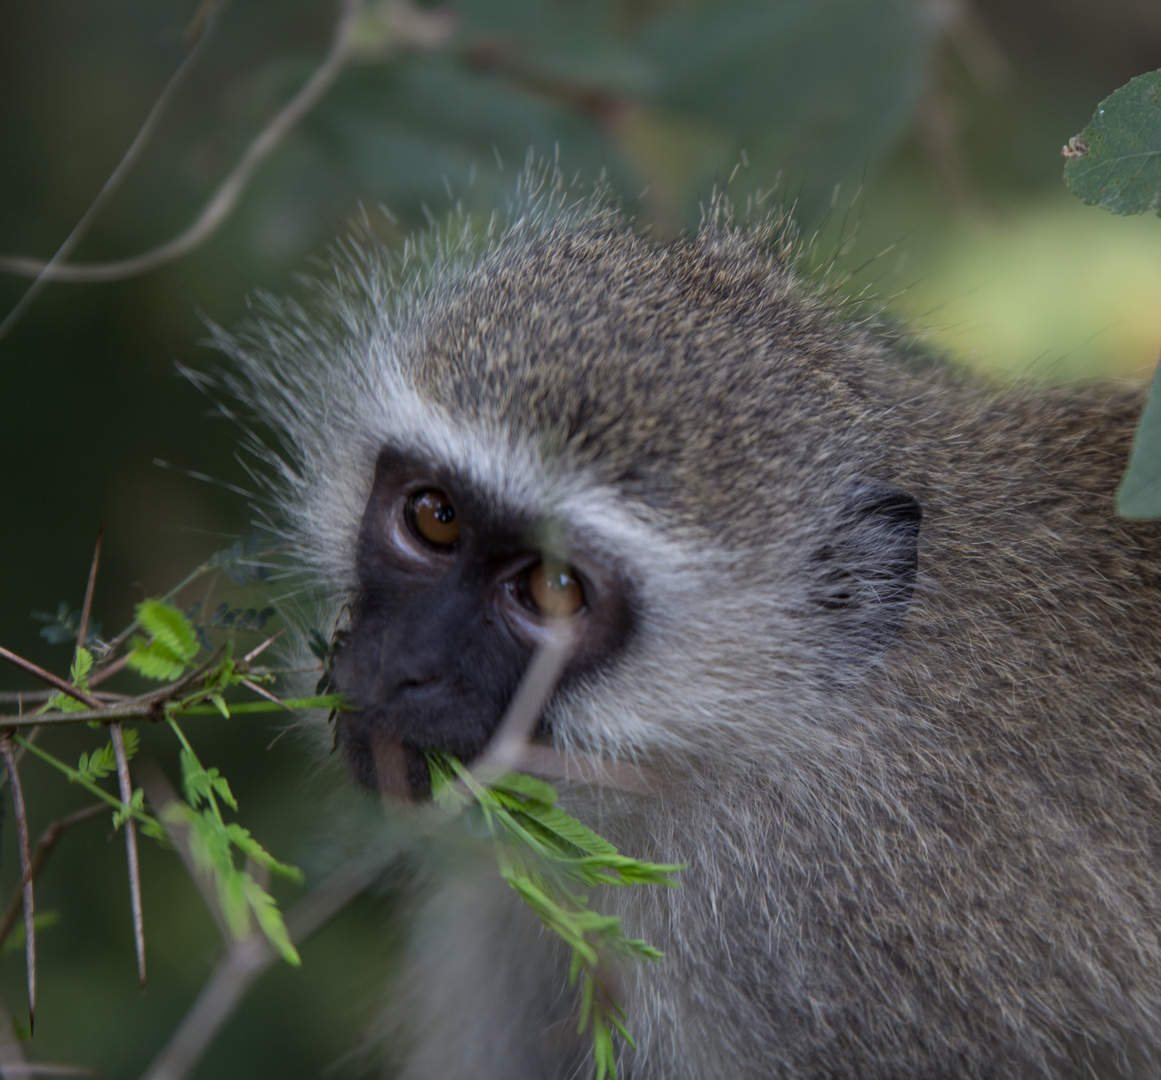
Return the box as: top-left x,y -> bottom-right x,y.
808,480 -> 921,666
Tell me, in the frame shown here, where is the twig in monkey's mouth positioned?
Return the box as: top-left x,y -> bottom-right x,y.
368,731 -> 660,803
367,627 -> 658,802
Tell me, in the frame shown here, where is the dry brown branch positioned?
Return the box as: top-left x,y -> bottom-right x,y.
470,621 -> 577,783
0,648 -> 100,711
138,852 -> 396,1080
0,803 -> 107,952
0,9 -> 219,341
0,0 -> 365,289
110,722 -> 146,987
1,739 -> 36,1032
0,690 -> 129,706
74,529 -> 102,656
0,642 -> 238,730
238,678 -> 292,711
240,628 -> 285,664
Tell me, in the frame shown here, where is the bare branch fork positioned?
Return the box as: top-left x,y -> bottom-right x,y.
0,0 -> 364,297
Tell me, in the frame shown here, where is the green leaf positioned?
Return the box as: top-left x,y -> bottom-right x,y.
209,693 -> 229,718
638,0 -> 931,207
42,645 -> 98,713
243,874 -> 301,966
136,599 -> 200,663
212,775 -> 238,810
126,636 -> 190,682
1064,69 -> 1161,217
113,788 -> 146,831
493,771 -> 558,805
71,646 -> 94,687
593,1018 -> 616,1080
508,799 -> 619,858
1118,364 -> 1161,518
77,741 -> 117,781
226,823 -> 304,882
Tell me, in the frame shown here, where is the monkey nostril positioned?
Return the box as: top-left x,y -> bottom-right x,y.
394,672 -> 440,695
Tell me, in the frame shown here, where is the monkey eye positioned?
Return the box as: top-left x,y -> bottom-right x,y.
523,560 -> 585,618
407,489 -> 460,549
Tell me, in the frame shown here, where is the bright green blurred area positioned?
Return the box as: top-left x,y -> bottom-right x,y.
1,1 -> 1160,1077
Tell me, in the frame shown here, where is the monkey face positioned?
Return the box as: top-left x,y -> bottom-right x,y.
330,446 -> 633,799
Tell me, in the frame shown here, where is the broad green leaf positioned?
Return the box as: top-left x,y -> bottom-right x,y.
1118,363 -> 1161,518
638,0 -> 931,176
1064,69 -> 1161,217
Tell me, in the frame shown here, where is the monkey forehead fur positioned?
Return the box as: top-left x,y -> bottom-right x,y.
216,182 -> 1161,1078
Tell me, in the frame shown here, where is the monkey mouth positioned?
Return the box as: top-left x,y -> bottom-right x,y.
334,708 -> 478,802
367,733 -> 425,802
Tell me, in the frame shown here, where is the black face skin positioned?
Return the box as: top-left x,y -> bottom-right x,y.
332,447 -> 632,799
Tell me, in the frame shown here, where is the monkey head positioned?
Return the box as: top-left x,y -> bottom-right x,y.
221,207 -> 922,799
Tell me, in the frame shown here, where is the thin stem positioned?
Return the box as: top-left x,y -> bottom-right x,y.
110,723 -> 146,987
0,694 -> 345,728
138,852 -> 398,1080
0,0 -> 365,287
74,527 -> 103,658
1,739 -> 36,1033
0,803 -> 106,951
0,690 -> 130,705
14,739 -> 157,830
136,763 -> 231,942
471,622 -> 576,784
0,7 -> 220,339
0,647 -> 100,710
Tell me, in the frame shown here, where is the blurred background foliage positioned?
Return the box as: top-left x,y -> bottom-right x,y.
0,0 -> 1160,1075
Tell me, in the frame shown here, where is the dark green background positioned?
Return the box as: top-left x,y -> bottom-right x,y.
1,1 -> 1160,1075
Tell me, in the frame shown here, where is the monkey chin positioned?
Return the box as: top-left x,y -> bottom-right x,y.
334,709 -> 435,803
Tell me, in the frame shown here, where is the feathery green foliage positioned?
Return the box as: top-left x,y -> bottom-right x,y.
429,754 -> 682,1080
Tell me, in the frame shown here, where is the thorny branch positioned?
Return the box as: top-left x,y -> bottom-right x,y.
111,721 -> 146,987
1,739 -> 36,1032
138,852 -> 398,1080
0,0 -> 366,291
0,803 -> 107,951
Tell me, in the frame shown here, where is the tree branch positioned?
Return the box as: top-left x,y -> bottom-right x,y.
138,852 -> 397,1080
0,0 -> 365,288
0,803 -> 107,951
0,8 -> 220,340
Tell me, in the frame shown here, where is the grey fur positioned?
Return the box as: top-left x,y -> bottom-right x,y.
217,177 -> 1161,1079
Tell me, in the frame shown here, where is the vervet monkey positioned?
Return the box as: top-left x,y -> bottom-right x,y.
218,186 -> 1161,1079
